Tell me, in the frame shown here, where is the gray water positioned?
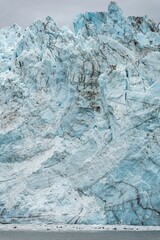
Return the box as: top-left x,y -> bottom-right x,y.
0,231 -> 160,240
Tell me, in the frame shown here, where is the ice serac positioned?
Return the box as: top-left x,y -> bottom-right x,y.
0,1 -> 160,226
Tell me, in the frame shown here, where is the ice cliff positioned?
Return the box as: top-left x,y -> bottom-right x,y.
0,2 -> 160,226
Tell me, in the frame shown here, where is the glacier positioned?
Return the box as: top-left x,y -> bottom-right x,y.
0,1 -> 160,226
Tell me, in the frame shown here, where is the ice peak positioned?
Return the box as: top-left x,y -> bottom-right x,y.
108,1 -> 123,15
108,1 -> 124,22
45,16 -> 60,32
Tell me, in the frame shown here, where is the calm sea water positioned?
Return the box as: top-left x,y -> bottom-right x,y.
0,231 -> 160,240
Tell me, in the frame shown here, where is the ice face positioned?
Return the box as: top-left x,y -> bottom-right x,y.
0,2 -> 160,225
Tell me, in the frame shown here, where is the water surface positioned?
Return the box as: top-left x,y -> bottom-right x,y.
0,231 -> 160,240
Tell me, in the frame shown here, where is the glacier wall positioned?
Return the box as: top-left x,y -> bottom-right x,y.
0,1 -> 160,225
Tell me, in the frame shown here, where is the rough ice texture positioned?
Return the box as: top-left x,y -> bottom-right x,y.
0,1 -> 160,226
